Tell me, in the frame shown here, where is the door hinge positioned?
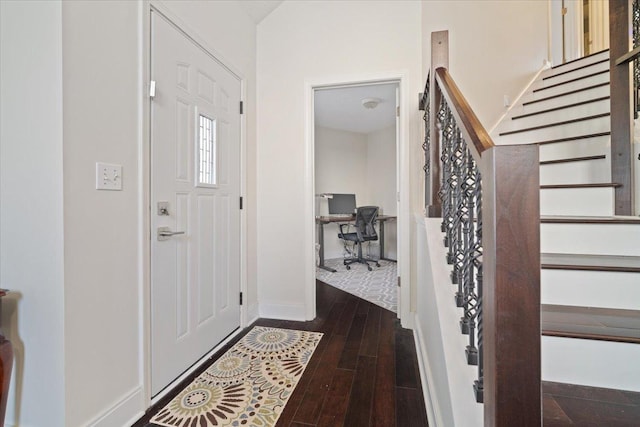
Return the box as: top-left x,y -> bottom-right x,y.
396,105 -> 400,117
149,80 -> 156,99
561,7 -> 567,15
240,101 -> 244,114
397,276 -> 401,287
239,292 -> 243,305
239,196 -> 243,210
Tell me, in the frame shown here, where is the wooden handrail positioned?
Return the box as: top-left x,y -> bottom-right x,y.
435,67 -> 494,160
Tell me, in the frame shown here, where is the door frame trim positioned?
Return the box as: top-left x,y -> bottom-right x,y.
304,71 -> 412,327
141,1 -> 248,405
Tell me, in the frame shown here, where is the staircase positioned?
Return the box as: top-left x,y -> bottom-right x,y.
491,49 -> 640,393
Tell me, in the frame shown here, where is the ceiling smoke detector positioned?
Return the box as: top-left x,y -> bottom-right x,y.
361,97 -> 381,109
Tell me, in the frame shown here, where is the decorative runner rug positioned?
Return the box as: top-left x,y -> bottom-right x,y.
151,327 -> 323,427
316,258 -> 397,313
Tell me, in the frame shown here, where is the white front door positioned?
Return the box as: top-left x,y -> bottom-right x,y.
150,11 -> 242,396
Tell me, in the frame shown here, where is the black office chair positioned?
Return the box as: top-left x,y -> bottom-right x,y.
338,206 -> 380,271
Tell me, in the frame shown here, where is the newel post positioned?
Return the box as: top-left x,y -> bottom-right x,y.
481,145 -> 541,426
609,0 -> 635,215
426,30 -> 449,217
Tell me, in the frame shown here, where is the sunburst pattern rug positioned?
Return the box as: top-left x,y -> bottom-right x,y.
151,327 -> 323,427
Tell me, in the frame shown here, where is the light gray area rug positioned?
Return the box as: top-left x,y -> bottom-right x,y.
316,258 -> 397,313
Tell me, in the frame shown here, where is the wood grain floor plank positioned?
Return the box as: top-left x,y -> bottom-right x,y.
334,297 -> 358,336
291,333 -> 347,425
396,387 -> 428,427
343,356 -> 377,427
395,327 -> 419,389
372,309 -> 397,427
360,304 -> 382,358
337,313 -> 367,370
316,368 -> 355,427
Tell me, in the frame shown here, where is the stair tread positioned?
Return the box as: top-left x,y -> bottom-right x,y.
541,252 -> 640,272
533,70 -> 608,93
541,215 -> 640,224
500,113 -> 609,136
541,304 -> 640,344
513,96 -> 610,121
523,82 -> 610,107
535,131 -> 610,146
550,49 -> 609,70
539,155 -> 606,165
544,58 -> 609,80
540,182 -> 621,189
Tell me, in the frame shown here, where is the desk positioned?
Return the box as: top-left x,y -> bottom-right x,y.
316,214 -> 397,273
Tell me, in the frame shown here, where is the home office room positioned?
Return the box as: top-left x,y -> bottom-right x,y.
313,83 -> 399,313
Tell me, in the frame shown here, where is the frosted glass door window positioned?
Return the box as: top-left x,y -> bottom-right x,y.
198,114 -> 217,186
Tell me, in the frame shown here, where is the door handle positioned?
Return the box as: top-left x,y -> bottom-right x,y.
157,226 -> 186,241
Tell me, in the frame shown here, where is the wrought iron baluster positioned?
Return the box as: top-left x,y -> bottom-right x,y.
474,175 -> 484,403
436,92 -> 485,404
421,78 -> 431,211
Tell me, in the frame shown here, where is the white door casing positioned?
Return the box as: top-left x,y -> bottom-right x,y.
150,11 -> 241,396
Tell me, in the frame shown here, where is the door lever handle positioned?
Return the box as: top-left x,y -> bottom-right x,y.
157,226 -> 186,241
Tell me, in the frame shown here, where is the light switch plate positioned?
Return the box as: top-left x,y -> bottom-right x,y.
96,162 -> 123,190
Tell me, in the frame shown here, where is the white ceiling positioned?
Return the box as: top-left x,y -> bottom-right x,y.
314,83 -> 398,134
238,0 -> 284,24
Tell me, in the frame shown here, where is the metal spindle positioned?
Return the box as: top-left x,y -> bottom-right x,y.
432,90 -> 485,404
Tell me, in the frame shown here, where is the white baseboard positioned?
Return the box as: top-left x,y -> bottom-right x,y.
413,313 -> 444,427
247,302 -> 260,325
258,301 -> 307,321
86,386 -> 145,427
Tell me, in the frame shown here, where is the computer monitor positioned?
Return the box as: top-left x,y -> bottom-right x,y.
328,193 -> 356,215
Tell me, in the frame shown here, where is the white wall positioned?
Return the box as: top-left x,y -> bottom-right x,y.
421,1 -> 549,130
0,1 -> 66,426
257,0 -> 422,320
315,127 -> 368,259
414,217 -> 483,427
315,127 -> 368,216
314,125 -> 398,260
366,125 -> 397,259
61,1 -> 142,425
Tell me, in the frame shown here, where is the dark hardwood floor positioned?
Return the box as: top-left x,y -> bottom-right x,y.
134,280 -> 428,427
134,280 -> 640,427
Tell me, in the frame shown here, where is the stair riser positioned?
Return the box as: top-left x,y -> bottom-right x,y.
541,51 -> 610,77
542,269 -> 640,310
542,336 -> 640,392
539,135 -> 610,162
523,72 -> 610,102
498,99 -> 610,134
541,187 -> 614,217
540,158 -> 609,185
541,223 -> 640,256
534,60 -> 610,90
520,84 -> 610,115
496,116 -> 610,145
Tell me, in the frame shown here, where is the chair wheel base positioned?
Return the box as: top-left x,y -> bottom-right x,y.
346,265 -> 351,270
367,266 -> 372,271
376,263 -> 380,267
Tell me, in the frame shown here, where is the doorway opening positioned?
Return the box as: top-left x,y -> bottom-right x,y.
551,0 -> 610,65
312,82 -> 401,315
